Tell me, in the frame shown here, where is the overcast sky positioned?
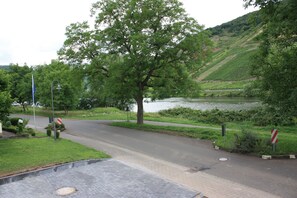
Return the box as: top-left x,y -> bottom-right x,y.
0,0 -> 258,66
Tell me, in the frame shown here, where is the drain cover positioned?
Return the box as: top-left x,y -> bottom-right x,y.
56,187 -> 77,196
219,157 -> 228,161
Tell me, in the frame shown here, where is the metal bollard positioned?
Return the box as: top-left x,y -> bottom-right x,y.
222,123 -> 226,136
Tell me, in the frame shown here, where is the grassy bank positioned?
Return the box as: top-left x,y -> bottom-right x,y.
0,137 -> 110,177
112,121 -> 297,155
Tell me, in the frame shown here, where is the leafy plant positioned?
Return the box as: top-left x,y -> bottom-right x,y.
46,122 -> 66,132
46,129 -> 52,137
233,130 -> 261,153
56,131 -> 60,139
5,121 -> 11,127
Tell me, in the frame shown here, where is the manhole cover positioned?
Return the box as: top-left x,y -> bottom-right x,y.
56,187 -> 77,196
219,157 -> 228,161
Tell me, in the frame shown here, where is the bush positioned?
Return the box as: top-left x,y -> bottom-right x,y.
46,129 -> 52,137
26,128 -> 36,136
159,107 -> 255,124
251,107 -> 295,126
5,120 -> 11,127
2,125 -> 18,133
10,117 -> 21,126
46,122 -> 66,132
233,130 -> 261,153
56,131 -> 60,139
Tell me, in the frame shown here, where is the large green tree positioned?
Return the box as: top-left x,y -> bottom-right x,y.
59,0 -> 212,124
8,65 -> 33,112
35,61 -> 83,114
244,0 -> 297,116
0,70 -> 12,121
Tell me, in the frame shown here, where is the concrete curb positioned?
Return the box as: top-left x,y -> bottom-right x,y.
262,154 -> 296,160
0,159 -> 104,186
213,143 -> 296,160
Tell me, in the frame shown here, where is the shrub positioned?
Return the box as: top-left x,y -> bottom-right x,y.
26,128 -> 35,136
233,130 -> 261,153
56,131 -> 60,139
10,117 -> 21,126
46,129 -> 52,137
5,120 -> 11,127
251,107 -> 295,126
46,122 -> 66,132
18,125 -> 23,134
2,126 -> 18,133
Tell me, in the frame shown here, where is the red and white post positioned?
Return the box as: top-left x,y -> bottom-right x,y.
271,129 -> 278,152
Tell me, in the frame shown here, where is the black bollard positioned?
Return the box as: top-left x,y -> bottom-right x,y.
222,123 -> 226,136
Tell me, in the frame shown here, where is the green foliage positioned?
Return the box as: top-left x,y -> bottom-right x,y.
34,61 -> 83,113
8,64 -> 33,112
209,11 -> 262,37
59,0 -> 212,124
9,117 -> 21,126
56,131 -> 60,139
47,122 -> 66,132
205,49 -> 257,81
159,107 -> 296,127
0,70 -> 12,121
2,125 -> 18,133
159,107 -> 254,124
246,0 -> 297,117
26,128 -> 36,136
47,128 -> 52,137
251,106 -> 295,126
5,120 -> 11,127
233,130 -> 262,153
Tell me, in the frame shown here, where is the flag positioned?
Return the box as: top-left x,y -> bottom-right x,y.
32,74 -> 36,105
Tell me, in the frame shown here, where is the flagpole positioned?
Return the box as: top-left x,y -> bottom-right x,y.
32,74 -> 36,130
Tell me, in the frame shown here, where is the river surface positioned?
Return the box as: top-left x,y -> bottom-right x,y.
132,97 -> 261,113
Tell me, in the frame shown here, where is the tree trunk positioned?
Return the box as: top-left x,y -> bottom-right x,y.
136,95 -> 144,124
22,103 -> 26,112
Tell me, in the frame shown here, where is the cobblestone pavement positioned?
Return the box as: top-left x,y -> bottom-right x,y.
0,159 -> 198,198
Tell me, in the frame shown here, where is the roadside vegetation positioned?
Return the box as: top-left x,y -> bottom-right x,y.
10,106 -> 297,156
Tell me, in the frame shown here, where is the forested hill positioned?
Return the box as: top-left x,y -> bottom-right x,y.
209,11 -> 262,37
198,11 -> 263,94
0,65 -> 10,71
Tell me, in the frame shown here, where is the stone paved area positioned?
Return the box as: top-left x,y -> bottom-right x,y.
0,159 -> 198,198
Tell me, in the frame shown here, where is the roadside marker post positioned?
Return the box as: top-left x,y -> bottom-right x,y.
271,129 -> 278,152
57,118 -> 63,125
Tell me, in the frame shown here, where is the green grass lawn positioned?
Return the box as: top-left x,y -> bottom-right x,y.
0,137 -> 110,177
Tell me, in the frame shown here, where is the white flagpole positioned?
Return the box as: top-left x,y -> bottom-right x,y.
32,74 -> 36,130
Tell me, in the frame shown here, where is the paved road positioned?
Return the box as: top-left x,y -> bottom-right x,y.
20,115 -> 297,197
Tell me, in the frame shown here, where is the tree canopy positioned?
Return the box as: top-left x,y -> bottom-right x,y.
8,64 -> 33,111
34,61 -> 83,114
59,0 -> 212,124
244,0 -> 297,117
0,69 -> 12,121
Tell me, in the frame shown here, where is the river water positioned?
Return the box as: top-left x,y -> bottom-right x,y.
132,97 -> 261,113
